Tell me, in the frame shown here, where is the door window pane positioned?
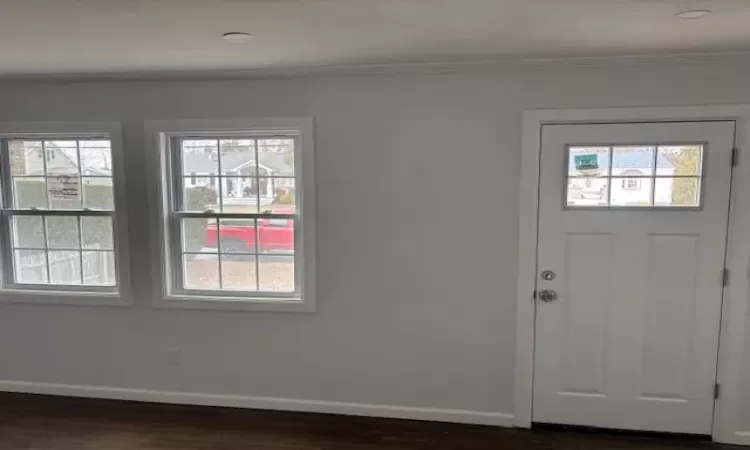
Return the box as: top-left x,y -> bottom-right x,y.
612,146 -> 655,176
610,177 -> 653,207
568,147 -> 610,177
567,178 -> 609,207
566,143 -> 705,209
655,177 -> 701,207
658,146 -> 703,176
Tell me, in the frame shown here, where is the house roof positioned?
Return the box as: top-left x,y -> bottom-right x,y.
181,149 -> 294,176
21,141 -> 112,176
570,149 -> 674,172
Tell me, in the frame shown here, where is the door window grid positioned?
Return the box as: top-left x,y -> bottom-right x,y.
0,138 -> 117,290
168,137 -> 298,296
566,144 -> 704,208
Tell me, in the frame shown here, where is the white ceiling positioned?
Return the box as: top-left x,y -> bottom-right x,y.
3,0 -> 750,75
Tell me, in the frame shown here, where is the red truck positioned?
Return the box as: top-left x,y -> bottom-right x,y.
204,218 -> 294,253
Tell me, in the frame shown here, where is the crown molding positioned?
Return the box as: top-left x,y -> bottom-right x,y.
1,50 -> 750,84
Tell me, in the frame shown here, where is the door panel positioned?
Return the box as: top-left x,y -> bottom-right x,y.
533,121 -> 735,434
640,234 -> 698,400
560,233 -> 612,396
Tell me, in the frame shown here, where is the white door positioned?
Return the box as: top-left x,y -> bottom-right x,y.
533,121 -> 735,434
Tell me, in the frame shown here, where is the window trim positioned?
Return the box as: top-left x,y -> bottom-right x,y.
0,121 -> 131,306
146,118 -> 316,313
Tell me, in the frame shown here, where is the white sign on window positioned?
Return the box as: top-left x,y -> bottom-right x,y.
48,175 -> 80,199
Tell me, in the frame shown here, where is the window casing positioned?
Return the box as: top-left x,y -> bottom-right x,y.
151,118 -> 314,312
0,123 -> 130,304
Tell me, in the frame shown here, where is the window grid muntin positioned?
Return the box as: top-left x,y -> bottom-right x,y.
169,136 -> 300,297
0,137 -> 117,291
565,143 -> 705,209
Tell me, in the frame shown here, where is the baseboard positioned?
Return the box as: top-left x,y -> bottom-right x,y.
0,380 -> 514,427
725,431 -> 750,446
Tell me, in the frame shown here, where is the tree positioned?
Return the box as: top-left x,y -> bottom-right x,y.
183,186 -> 218,252
661,147 -> 701,206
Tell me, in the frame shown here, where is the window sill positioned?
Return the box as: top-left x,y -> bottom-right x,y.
156,294 -> 315,313
0,289 -> 128,307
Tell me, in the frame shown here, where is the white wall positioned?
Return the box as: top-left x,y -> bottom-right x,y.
1,55 -> 750,428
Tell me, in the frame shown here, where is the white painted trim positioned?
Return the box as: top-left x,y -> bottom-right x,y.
0,289 -> 127,306
144,117 -> 316,313
516,105 -> 750,446
6,50 -> 750,83
0,380 -> 514,427
732,432 -> 750,446
513,111 -> 542,428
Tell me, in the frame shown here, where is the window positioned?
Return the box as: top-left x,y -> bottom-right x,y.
622,178 -> 642,190
566,144 -> 704,208
0,124 -> 129,304
190,172 -> 196,185
150,118 -> 314,312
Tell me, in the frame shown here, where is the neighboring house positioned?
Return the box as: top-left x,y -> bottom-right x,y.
12,141 -> 112,185
568,150 -> 676,206
181,147 -> 295,207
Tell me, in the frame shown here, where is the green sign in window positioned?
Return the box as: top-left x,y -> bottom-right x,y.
574,154 -> 599,171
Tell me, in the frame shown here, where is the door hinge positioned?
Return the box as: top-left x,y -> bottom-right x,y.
715,383 -> 721,400
732,148 -> 739,167
722,269 -> 730,287
532,290 -> 537,300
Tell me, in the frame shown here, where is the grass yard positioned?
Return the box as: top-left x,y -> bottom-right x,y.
184,257 -> 295,292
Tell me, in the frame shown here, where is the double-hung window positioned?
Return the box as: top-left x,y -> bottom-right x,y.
0,122 -> 129,304
150,118 -> 315,312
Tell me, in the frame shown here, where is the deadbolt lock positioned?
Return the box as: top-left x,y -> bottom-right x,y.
541,270 -> 556,281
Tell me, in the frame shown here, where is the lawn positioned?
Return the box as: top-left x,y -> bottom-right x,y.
184,257 -> 295,292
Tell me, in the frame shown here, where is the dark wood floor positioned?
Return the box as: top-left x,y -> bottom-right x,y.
0,392 -> 736,449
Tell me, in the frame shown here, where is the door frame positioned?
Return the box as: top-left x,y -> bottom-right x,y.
515,106 -> 750,446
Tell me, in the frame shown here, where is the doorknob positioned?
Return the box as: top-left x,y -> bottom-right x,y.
538,289 -> 558,302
